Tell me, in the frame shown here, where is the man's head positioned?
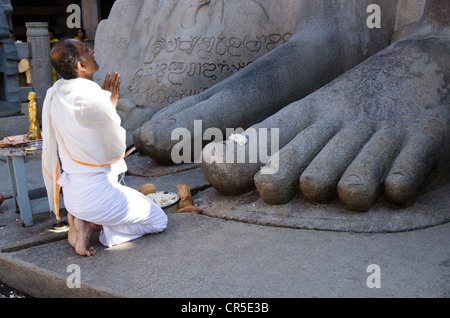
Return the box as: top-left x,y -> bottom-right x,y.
48,29 -> 56,40
50,39 -> 99,80
76,28 -> 86,40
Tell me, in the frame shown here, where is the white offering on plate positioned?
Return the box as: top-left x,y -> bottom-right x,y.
146,191 -> 180,208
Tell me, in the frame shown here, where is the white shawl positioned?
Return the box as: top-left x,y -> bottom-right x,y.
41,78 -> 126,220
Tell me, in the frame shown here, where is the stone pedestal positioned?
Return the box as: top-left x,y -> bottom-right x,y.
81,0 -> 100,41
0,0 -> 20,117
26,22 -> 52,120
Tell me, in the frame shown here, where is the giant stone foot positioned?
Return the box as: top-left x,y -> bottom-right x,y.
134,0 -> 449,212
203,0 -> 450,211
134,0 -> 399,164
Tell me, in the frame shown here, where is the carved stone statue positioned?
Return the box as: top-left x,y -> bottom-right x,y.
26,91 -> 42,141
94,0 -> 297,111
132,0 -> 449,212
0,0 -> 20,117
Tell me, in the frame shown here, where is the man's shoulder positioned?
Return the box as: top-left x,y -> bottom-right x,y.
51,78 -> 108,107
65,78 -> 104,96
72,79 -> 112,109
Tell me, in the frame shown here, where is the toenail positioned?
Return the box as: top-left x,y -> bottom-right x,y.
342,174 -> 363,186
156,118 -> 176,128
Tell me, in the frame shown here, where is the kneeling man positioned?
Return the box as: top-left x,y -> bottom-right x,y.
42,40 -> 168,256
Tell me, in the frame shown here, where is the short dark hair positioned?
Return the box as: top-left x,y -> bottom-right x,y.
51,40 -> 82,80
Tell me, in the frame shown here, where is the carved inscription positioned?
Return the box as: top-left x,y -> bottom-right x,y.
144,33 -> 292,63
125,32 -> 292,107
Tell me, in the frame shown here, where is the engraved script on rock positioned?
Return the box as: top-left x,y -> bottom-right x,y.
94,0 -> 297,110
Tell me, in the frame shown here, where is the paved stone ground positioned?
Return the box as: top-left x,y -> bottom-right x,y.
0,112 -> 449,299
0,282 -> 30,298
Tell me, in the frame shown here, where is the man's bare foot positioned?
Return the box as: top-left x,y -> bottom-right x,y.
73,218 -> 100,257
67,213 -> 78,248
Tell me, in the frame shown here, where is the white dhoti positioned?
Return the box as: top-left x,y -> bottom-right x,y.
42,78 -> 167,247
58,171 -> 167,247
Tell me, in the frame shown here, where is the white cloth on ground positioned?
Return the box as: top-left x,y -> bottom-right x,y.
42,78 -> 167,247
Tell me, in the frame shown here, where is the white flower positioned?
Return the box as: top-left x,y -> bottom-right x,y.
229,134 -> 248,146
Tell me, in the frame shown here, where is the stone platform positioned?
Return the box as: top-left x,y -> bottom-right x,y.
196,185 -> 450,233
0,114 -> 449,298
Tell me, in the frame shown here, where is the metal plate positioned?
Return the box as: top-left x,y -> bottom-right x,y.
23,140 -> 43,151
146,191 -> 180,208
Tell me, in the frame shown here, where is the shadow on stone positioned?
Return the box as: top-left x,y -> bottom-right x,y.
195,183 -> 450,233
